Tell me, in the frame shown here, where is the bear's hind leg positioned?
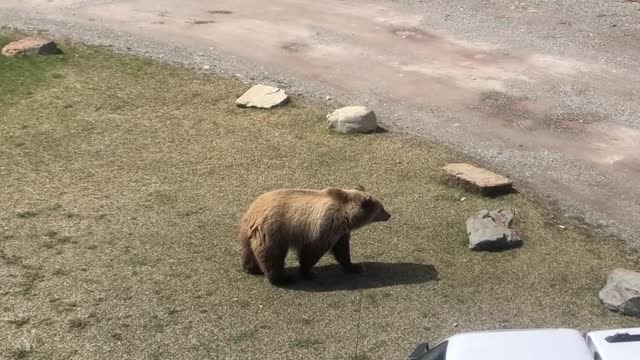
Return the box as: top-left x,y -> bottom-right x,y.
331,233 -> 363,274
241,245 -> 263,275
253,239 -> 293,286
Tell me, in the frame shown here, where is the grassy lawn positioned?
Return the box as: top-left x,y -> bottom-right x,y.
1,32 -> 639,359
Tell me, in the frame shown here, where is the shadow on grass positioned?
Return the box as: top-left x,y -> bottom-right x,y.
284,262 -> 438,292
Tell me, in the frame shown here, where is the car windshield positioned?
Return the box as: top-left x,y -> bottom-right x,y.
420,340 -> 448,360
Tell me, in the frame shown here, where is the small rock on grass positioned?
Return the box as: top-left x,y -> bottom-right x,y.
599,268 -> 640,318
327,106 -> 378,133
444,163 -> 512,196
2,37 -> 63,57
235,84 -> 289,109
466,209 -> 522,251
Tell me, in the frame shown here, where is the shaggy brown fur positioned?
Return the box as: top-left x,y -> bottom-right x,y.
237,186 -> 391,286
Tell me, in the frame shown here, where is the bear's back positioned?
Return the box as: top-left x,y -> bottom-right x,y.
246,189 -> 346,246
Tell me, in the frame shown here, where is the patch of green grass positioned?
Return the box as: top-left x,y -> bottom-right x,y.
289,337 -> 323,349
46,203 -> 63,211
0,33 -> 67,108
53,300 -> 79,314
55,235 -> 74,245
15,210 -> 39,219
364,292 -> 380,307
40,240 -> 55,249
233,299 -> 251,308
0,249 -> 21,265
128,255 -> 148,267
231,328 -> 258,345
51,268 -> 69,276
298,316 -> 314,325
7,315 -> 30,327
7,338 -> 34,359
68,316 -> 88,330
18,271 -> 42,296
143,315 -> 165,334
351,353 -> 371,360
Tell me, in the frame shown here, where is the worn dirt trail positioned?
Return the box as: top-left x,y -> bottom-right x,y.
2,0 -> 640,247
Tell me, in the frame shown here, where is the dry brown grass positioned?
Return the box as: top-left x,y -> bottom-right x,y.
1,33 -> 639,359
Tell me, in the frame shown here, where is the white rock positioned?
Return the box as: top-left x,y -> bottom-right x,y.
235,84 -> 289,109
326,106 -> 378,133
466,209 -> 522,251
599,268 -> 640,318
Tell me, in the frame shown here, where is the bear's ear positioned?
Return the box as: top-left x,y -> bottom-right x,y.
325,188 -> 349,202
360,195 -> 374,209
355,184 -> 366,192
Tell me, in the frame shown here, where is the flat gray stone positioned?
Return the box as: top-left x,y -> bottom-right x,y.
599,268 -> 640,318
466,209 -> 522,251
444,163 -> 512,196
235,84 -> 289,109
326,106 -> 378,133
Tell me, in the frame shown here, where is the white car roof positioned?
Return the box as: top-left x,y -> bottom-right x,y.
445,328 -> 593,360
587,327 -> 640,360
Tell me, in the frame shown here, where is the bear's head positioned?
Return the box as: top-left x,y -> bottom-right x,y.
325,186 -> 391,230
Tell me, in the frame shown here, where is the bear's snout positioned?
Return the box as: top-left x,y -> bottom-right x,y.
377,209 -> 391,222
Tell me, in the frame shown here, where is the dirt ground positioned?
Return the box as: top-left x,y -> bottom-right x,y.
1,0 -> 640,248
1,36 -> 639,360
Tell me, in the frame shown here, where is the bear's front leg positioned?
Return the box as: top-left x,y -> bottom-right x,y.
298,244 -> 328,281
331,233 -> 363,274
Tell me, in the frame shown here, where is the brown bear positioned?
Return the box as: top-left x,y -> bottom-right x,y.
237,186 -> 390,286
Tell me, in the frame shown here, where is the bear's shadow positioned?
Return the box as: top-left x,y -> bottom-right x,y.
284,262 -> 438,292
